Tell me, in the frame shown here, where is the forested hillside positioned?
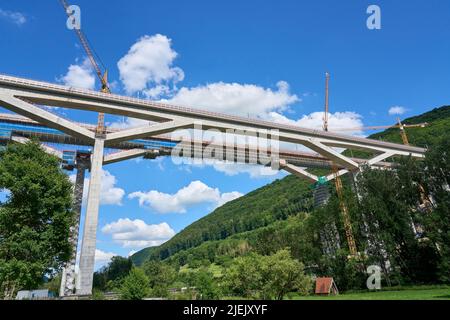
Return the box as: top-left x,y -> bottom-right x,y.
132,106 -> 450,267
370,106 -> 450,147
132,175 -> 314,265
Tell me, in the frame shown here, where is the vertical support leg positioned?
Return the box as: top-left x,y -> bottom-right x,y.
60,160 -> 88,297
78,139 -> 104,295
313,184 -> 330,208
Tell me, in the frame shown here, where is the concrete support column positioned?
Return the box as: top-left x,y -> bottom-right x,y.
60,160 -> 88,297
313,184 -> 330,208
78,138 -> 104,295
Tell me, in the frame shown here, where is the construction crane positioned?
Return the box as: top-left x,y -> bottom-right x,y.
322,74 -> 431,248
332,164 -> 358,256
60,0 -> 109,135
330,121 -> 428,146
397,117 -> 411,145
322,72 -> 358,256
323,72 -> 330,132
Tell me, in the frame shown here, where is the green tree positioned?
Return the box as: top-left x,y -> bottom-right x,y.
223,253 -> 262,298
120,268 -> 149,300
93,256 -> 133,291
193,268 -> 221,300
259,249 -> 312,300
44,273 -> 62,296
0,141 -> 74,299
142,261 -> 176,297
421,135 -> 450,282
224,250 -> 311,299
355,167 -> 421,285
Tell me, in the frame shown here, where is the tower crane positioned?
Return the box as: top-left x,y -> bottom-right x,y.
322,72 -> 358,257
322,73 -> 431,250
323,72 -> 330,132
60,0 -> 109,135
329,121 -> 428,145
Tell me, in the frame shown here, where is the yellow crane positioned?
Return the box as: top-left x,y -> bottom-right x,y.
332,163 -> 358,256
60,0 -> 109,135
322,72 -> 358,256
330,120 -> 428,145
323,72 -> 330,132
322,73 -> 430,255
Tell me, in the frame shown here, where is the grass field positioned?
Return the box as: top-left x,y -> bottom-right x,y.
291,286 -> 450,300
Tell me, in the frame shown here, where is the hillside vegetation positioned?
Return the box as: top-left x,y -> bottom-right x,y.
132,175 -> 314,265
370,106 -> 450,147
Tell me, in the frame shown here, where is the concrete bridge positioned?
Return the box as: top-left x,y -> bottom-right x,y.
0,74 -> 426,296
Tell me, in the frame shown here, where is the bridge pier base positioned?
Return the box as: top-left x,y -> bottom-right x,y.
78,138 -> 104,295
60,159 -> 89,297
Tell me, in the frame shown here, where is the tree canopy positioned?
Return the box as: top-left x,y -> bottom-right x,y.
0,141 -> 74,299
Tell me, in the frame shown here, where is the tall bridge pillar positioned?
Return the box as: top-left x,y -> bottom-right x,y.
78,138 -> 104,295
313,183 -> 331,207
59,157 -> 89,296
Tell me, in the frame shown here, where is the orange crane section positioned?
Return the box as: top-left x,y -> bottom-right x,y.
323,72 -> 330,132
322,72 -> 358,256
333,164 -> 358,256
331,122 -> 428,132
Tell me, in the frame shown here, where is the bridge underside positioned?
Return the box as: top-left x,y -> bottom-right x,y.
0,74 -> 426,296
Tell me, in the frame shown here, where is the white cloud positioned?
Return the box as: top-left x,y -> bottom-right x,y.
108,116 -> 150,129
95,249 -> 117,265
113,34 -> 365,178
388,106 -> 407,115
128,250 -> 137,257
60,58 -> 96,90
129,180 -> 242,214
109,80 -> 298,129
166,81 -> 299,118
0,8 -> 26,26
217,190 -> 245,207
267,111 -> 364,135
117,34 -> 184,97
211,162 -> 281,179
69,169 -> 125,205
101,218 -> 176,248
174,158 -> 281,179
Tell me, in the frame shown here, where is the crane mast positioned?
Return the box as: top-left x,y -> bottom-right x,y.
332,122 -> 428,132
60,0 -> 109,135
397,117 -> 409,145
322,72 -> 358,256
322,73 -> 430,256
333,165 -> 358,256
323,72 -> 330,132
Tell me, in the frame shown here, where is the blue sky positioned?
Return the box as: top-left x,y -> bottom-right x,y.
1,0 -> 450,268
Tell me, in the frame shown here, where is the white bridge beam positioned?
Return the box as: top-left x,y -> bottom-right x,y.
303,139 -> 359,170
279,159 -> 319,183
103,149 -> 156,165
0,91 -> 95,142
105,120 -> 192,144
